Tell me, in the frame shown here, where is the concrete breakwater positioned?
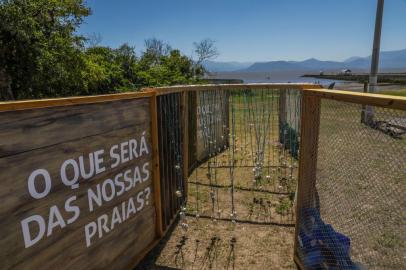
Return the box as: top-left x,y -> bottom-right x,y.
302,73 -> 406,84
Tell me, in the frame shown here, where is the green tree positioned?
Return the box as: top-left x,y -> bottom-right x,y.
82,45 -> 139,94
0,0 -> 90,99
114,43 -> 138,87
137,48 -> 200,87
0,1 -> 213,100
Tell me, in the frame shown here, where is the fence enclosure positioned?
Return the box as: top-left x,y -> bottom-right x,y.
294,89 -> 406,270
0,84 -> 404,269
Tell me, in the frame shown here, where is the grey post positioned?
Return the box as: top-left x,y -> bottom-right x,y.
365,0 -> 385,125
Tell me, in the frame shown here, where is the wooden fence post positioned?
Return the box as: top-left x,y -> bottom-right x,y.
150,91 -> 164,237
293,92 -> 321,268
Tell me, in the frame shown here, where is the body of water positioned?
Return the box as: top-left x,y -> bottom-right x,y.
207,71 -> 348,86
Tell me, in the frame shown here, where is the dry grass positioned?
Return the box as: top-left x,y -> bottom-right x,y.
137,92 -> 299,270
137,91 -> 405,270
311,100 -> 406,269
378,88 -> 406,97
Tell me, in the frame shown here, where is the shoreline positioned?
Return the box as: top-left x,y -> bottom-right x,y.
302,73 -> 406,84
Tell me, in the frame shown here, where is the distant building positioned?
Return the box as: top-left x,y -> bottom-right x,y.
340,69 -> 352,75
319,71 -> 324,76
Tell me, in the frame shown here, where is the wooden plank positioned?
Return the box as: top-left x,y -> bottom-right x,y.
150,92 -> 164,237
0,99 -> 157,270
157,96 -> 169,229
157,97 -> 169,229
125,236 -> 161,270
304,88 -> 406,111
0,91 -> 154,112
0,98 -> 150,158
293,93 -> 321,262
145,83 -> 323,95
294,254 -> 306,270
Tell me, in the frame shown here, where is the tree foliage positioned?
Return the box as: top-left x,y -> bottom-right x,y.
0,1 -> 209,100
0,0 -> 90,99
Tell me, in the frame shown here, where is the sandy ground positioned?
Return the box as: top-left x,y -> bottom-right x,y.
136,217 -> 296,270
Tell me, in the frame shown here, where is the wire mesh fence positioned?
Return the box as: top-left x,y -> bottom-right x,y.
157,93 -> 185,231
295,97 -> 406,269
186,88 -> 302,226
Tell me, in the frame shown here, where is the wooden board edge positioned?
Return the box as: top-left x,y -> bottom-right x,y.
150,92 -> 164,238
0,91 -> 154,112
127,209 -> 181,269
294,254 -> 306,270
126,236 -> 161,270
144,83 -> 323,95
293,94 -> 321,265
303,88 -> 406,111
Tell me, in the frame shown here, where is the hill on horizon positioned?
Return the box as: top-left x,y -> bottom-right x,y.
202,60 -> 253,72
204,49 -> 406,73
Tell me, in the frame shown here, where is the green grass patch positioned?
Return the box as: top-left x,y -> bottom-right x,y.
275,198 -> 292,215
376,231 -> 402,250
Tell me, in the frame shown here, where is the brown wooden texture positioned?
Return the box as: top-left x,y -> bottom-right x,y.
294,254 -> 306,270
0,91 -> 154,112
0,99 -> 149,158
294,93 -> 321,260
304,88 -> 406,111
196,90 -> 229,162
0,98 -> 157,270
150,93 -> 164,237
145,83 -> 323,95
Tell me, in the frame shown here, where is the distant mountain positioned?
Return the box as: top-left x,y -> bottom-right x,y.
376,49 -> 406,69
344,56 -> 363,63
202,60 -> 253,72
234,49 -> 406,72
296,58 -> 346,70
244,61 -> 301,72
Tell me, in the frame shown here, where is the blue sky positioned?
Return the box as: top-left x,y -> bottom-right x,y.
78,0 -> 406,62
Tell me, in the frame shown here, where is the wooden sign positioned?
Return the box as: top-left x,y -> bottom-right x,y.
0,97 -> 156,269
196,90 -> 229,162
